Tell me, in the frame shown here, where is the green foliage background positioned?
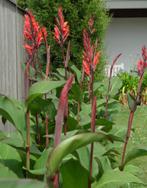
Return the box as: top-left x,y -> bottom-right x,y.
17,0 -> 110,79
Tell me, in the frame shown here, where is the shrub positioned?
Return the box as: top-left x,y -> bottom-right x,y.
17,0 -> 109,80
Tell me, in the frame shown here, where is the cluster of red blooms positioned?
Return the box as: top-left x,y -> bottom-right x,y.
137,46 -> 147,75
24,11 -> 47,56
54,7 -> 69,46
82,29 -> 100,76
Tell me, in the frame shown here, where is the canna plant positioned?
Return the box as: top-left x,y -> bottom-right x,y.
0,5 -> 147,188
120,46 -> 147,170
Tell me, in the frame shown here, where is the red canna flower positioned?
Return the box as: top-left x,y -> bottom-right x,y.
142,46 -> 147,61
41,27 -> 48,43
137,59 -> 146,75
54,7 -> 69,45
82,29 -> 100,76
23,11 -> 47,56
23,44 -> 34,56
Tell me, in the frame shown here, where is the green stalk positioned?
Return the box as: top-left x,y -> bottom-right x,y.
120,72 -> 144,170
26,110 -> 30,171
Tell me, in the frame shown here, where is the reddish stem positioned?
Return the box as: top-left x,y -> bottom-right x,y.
45,94 -> 49,148
88,96 -> 97,188
120,111 -> 134,170
35,113 -> 41,145
26,110 -> 30,171
120,71 -> 144,170
104,53 -> 122,118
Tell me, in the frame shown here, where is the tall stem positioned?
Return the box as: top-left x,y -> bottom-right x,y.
45,114 -> 49,148
120,72 -> 144,170
88,96 -> 97,188
35,113 -> 40,144
26,110 -> 30,171
45,94 -> 49,148
120,111 -> 134,170
104,53 -> 122,119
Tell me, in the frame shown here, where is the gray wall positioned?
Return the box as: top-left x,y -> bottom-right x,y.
106,0 -> 147,9
0,0 -> 25,131
105,17 -> 147,72
0,0 -> 25,100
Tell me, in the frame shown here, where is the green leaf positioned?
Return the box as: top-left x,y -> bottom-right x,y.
0,95 -> 26,142
110,77 -> 122,97
71,84 -> 82,102
96,119 -> 113,132
0,179 -> 45,188
0,143 -> 23,177
1,131 -> 24,148
46,132 -> 116,177
26,80 -> 65,106
0,163 -> 18,178
61,159 -> 89,188
30,148 -> 52,175
92,169 -> 143,188
124,148 -> 147,166
70,65 -> 81,83
127,93 -> 137,112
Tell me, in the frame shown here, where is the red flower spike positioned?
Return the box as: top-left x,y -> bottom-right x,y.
23,11 -> 44,56
137,59 -> 145,75
54,25 -> 61,44
23,44 -> 33,56
41,27 -> 48,43
93,52 -> 101,70
54,75 -> 74,147
142,46 -> 147,61
54,7 -> 69,45
82,29 -> 100,76
83,60 -> 90,76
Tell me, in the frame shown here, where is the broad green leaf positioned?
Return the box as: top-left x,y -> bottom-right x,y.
0,143 -> 23,177
30,148 -> 52,175
61,159 -> 89,188
127,93 -> 137,112
0,95 -> 26,142
66,116 -> 79,130
26,80 -> 65,106
124,148 -> 147,166
0,163 -> 18,178
70,84 -> 82,102
1,131 -> 24,148
79,103 -> 91,126
110,77 -> 122,97
26,148 -> 52,175
70,65 -> 81,83
46,132 -> 117,176
92,169 -> 143,188
96,119 -> 113,132
0,179 -> 45,188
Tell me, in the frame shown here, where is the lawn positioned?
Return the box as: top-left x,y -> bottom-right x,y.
111,105 -> 147,186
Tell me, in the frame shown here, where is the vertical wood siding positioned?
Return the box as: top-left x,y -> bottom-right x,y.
0,0 -> 25,131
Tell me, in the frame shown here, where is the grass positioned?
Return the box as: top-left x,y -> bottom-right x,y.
111,105 -> 147,187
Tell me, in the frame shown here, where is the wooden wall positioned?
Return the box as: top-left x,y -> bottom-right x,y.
0,0 -> 25,131
0,0 -> 25,100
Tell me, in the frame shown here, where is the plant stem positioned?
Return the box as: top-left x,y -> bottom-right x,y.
120,71 -> 144,170
45,114 -> 49,148
26,110 -> 30,171
35,113 -> 40,145
120,111 -> 134,170
88,96 -> 97,188
45,94 -> 49,148
104,53 -> 122,119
